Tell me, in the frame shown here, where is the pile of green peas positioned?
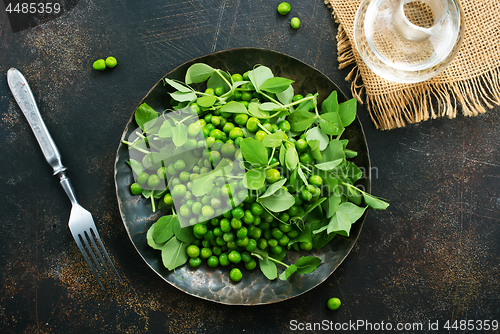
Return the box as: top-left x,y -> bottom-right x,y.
132,71 -> 327,282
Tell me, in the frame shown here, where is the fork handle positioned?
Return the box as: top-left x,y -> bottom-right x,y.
60,172 -> 78,205
7,68 -> 67,176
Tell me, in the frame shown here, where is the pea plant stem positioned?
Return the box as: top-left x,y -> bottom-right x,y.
268,147 -> 276,165
257,122 -> 272,134
342,182 -> 367,195
268,256 -> 289,268
260,91 -> 283,107
282,94 -> 316,109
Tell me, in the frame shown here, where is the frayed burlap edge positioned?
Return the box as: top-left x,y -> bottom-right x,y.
324,0 -> 500,130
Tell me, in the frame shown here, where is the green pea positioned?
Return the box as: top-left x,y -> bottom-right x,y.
219,253 -> 230,266
189,257 -> 202,267
231,73 -> 244,82
201,205 -> 215,217
186,245 -> 200,258
147,174 -> 161,188
230,268 -> 243,282
130,183 -> 142,195
278,120 -> 291,132
105,56 -> 117,68
234,113 -> 248,126
258,238 -> 268,250
229,127 -> 244,140
215,86 -> 225,96
277,2 -> 291,15
245,239 -> 258,252
163,193 -> 173,205
193,223 -> 207,235
242,210 -> 255,224
245,259 -> 257,270
228,250 -> 242,264
265,169 -> 281,183
327,298 -> 341,310
290,17 -> 301,29
92,59 -> 106,71
200,247 -> 212,259
246,117 -> 260,133
241,92 -> 252,101
136,172 -> 149,185
255,130 -> 267,141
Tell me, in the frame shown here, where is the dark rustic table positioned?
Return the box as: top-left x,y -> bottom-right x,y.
1,1 -> 499,333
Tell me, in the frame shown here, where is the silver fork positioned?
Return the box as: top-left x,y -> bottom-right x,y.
7,68 -> 122,290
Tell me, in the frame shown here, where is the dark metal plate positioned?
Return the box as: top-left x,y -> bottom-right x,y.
114,47 -> 371,305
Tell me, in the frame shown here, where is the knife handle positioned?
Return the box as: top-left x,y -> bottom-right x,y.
7,68 -> 67,176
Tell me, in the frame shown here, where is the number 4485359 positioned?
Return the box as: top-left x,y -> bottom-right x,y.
5,2 -> 61,14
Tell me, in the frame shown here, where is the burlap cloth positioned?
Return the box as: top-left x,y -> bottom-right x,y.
324,0 -> 500,130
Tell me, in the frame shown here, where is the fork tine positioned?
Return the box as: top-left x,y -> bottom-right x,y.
87,227 -> 123,284
80,231 -> 112,287
73,234 -> 106,290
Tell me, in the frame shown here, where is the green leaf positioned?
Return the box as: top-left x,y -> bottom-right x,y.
161,237 -> 189,271
127,159 -> 143,176
258,256 -> 278,280
279,144 -> 286,167
347,184 -> 363,205
320,139 -> 345,162
302,197 -> 327,217
259,77 -> 294,94
185,63 -> 215,84
276,85 -> 294,105
296,97 -> 315,113
259,178 -> 287,199
151,215 -> 175,243
318,112 -> 343,136
207,70 -> 231,92
192,172 -> 216,196
314,159 -> 343,171
248,65 -> 274,92
220,101 -> 249,114
196,95 -> 218,108
338,98 -> 357,127
258,189 -> 295,212
344,149 -> 358,158
327,202 -> 367,236
248,102 -> 270,118
308,139 -> 323,161
279,264 -> 297,281
321,90 -> 339,114
158,120 -> 173,138
305,127 -> 329,150
285,145 -> 299,170
240,138 -> 268,167
288,108 -> 316,132
135,103 -> 159,131
297,165 -> 308,186
170,91 -> 197,102
363,193 -> 390,210
295,256 -> 322,274
287,222 -> 314,248
164,78 -> 193,93
147,224 -> 165,250
326,191 -> 342,218
259,102 -> 283,111
172,216 -> 196,243
262,131 -> 286,148
243,168 -> 266,190
172,122 -> 188,147
327,210 -> 352,236
346,161 -> 363,182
